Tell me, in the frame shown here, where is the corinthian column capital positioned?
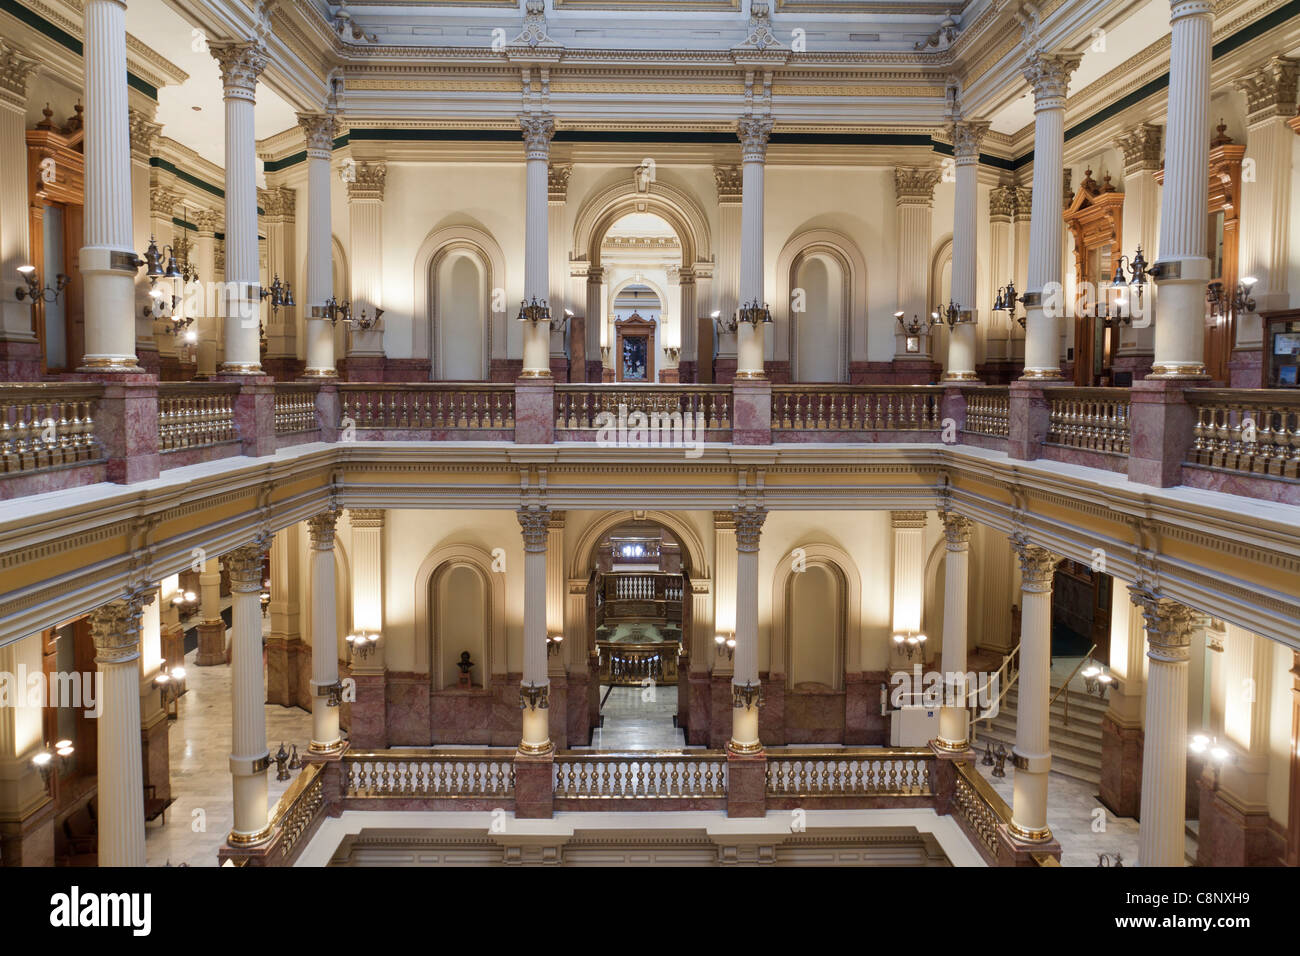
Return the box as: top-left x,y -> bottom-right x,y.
1115,122 -> 1164,174
89,595 -> 145,664
210,41 -> 269,100
894,166 -> 942,205
1129,583 -> 1197,662
1010,534 -> 1059,590
347,161 -> 386,202
297,111 -> 337,156
737,116 -> 774,161
733,506 -> 767,552
226,539 -> 270,592
1235,56 -> 1299,125
1022,51 -> 1081,108
517,505 -> 551,552
307,510 -> 340,550
948,119 -> 990,162
940,511 -> 973,550
0,39 -> 40,109
519,113 -> 556,159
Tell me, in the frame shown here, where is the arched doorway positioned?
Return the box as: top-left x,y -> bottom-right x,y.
587,518 -> 689,749
598,213 -> 678,382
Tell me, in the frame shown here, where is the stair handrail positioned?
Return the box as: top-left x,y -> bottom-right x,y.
1048,644 -> 1097,728
968,644 -> 1020,746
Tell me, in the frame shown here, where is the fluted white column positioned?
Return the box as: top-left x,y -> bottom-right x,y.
1009,538 -> 1060,841
306,512 -> 343,753
1115,124 -> 1163,366
299,112 -> 337,377
520,115 -> 555,378
895,168 -> 941,361
518,506 -> 552,752
714,166 -> 743,366
346,163 -> 386,360
937,512 -> 973,750
736,118 -> 771,379
730,507 -> 766,752
226,540 -> 271,844
1021,52 -> 1080,379
1133,585 -> 1196,865
192,211 -> 220,376
890,511 -> 926,666
211,42 -> 268,374
1151,0 -> 1214,378
79,0 -> 139,371
89,597 -> 146,865
945,120 -> 989,381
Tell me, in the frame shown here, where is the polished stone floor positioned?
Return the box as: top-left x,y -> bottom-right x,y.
588,685 -> 686,751
143,617 -> 313,867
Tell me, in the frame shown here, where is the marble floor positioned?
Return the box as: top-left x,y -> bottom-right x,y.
588,685 -> 686,751
143,620 -> 313,867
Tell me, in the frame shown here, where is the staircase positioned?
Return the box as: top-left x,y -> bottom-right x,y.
973,676 -> 1107,786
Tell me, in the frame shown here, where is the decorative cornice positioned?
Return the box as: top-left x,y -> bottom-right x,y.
734,506 -> 767,552
737,115 -> 774,161
517,505 -> 551,551
894,166 -> 942,205
890,510 -> 927,529
940,511 -> 973,549
511,0 -> 559,51
89,595 -> 144,665
1130,583 -> 1197,662
1114,122 -> 1163,174
548,162 -> 572,202
210,41 -> 270,99
734,0 -> 784,53
307,510 -> 340,550
297,111 -> 338,155
349,508 -> 386,529
714,164 -> 743,201
1235,56 -> 1298,126
226,540 -> 269,592
347,161 -> 386,202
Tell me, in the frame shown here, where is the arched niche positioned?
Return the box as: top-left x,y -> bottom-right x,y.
413,544 -> 506,684
412,224 -> 507,379
572,176 -> 712,272
434,246 -> 488,380
774,229 -> 867,381
770,543 -> 861,690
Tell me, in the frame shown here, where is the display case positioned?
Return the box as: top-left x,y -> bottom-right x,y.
1262,309 -> 1300,388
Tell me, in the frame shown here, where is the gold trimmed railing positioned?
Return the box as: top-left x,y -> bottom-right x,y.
1045,388 -> 1130,454
339,384 -> 515,431
962,386 -> 1010,437
596,641 -> 681,685
555,384 -> 731,431
157,383 -> 239,451
270,762 -> 325,862
0,384 -> 104,474
273,384 -> 319,435
1186,388 -> 1300,478
765,748 -> 932,796
553,751 -> 728,798
772,385 -> 942,431
953,762 -> 1012,863
343,750 -> 516,797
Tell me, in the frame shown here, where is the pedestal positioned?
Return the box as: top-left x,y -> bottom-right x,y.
726,749 -> 767,818
1099,714 -> 1144,818
513,750 -> 555,819
195,621 -> 226,667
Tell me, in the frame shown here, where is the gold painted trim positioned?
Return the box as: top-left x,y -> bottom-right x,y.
728,739 -> 763,755
1147,364 -> 1210,379
518,370 -> 554,380
77,357 -> 141,371
1019,369 -> 1065,381
940,371 -> 980,382
220,362 -> 264,375
933,736 -> 970,753
300,369 -> 338,378
1007,820 -> 1053,842
733,371 -> 768,381
517,739 -> 554,756
227,824 -> 274,847
309,739 -> 345,755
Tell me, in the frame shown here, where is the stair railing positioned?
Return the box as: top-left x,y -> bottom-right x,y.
1049,644 -> 1097,728
967,644 -> 1020,748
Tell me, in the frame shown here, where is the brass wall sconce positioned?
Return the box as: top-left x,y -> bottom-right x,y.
731,680 -> 762,710
518,295 -> 567,331
346,306 -> 384,332
260,274 -> 296,319
737,299 -> 772,326
892,631 -> 927,661
714,632 -> 735,660
271,742 -> 302,781
1189,733 -> 1232,790
154,666 -> 187,720
346,631 -> 380,662
546,633 -> 564,657
930,301 -> 972,330
519,681 -> 549,710
15,265 -> 69,304
894,311 -> 926,336
31,740 -> 74,790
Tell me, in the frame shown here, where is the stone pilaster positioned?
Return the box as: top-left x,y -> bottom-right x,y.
0,40 -> 40,377
346,162 -> 387,366
895,167 -> 941,363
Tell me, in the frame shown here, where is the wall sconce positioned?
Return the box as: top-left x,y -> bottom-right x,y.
170,588 -> 199,621
260,274 -> 295,319
546,633 -> 564,657
346,631 -> 380,662
731,680 -> 762,710
737,299 -> 772,326
1189,733 -> 1232,790
714,632 -> 735,661
930,300 -> 972,330
32,740 -> 74,790
154,666 -> 187,720
346,306 -> 384,332
15,265 -> 69,304
260,578 -> 271,617
519,681 -> 549,711
1097,852 -> 1125,867
892,631 -> 927,661
271,741 -> 302,782
894,310 -> 927,336
1206,276 -> 1256,322
1080,662 -> 1118,700
518,295 -> 566,331
663,346 -> 681,362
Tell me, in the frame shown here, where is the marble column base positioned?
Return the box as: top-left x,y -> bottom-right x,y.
1112,350 -> 1154,386
141,714 -> 172,804
0,339 -> 40,380
584,360 -> 604,383
1127,379 -> 1195,488
941,385 -> 966,436
513,750 -> 555,819
1099,714 -> 1143,819
732,379 -> 771,445
995,822 -> 1062,866
726,750 -> 767,818
927,742 -> 975,816
513,378 -> 555,444
677,360 -> 697,383
313,384 -> 339,442
349,672 -> 388,748
261,355 -> 304,381
195,621 -> 227,666
886,359 -> 942,385
0,798 -> 55,867
1195,779 -> 1286,866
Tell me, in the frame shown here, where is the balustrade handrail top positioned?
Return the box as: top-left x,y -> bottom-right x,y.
0,382 -> 104,399
764,746 -> 934,759
267,761 -> 322,829
157,381 -> 242,396
555,383 -> 732,391
1186,387 -> 1300,406
958,384 -> 1010,393
554,748 -> 725,759
345,748 -> 518,759
1046,386 -> 1133,400
955,760 -> 1013,824
338,382 -> 516,392
771,384 -> 946,393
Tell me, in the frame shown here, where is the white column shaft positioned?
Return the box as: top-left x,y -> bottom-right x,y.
304,149 -> 334,374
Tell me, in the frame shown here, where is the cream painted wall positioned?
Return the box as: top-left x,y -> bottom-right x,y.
1267,640 -> 1293,825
